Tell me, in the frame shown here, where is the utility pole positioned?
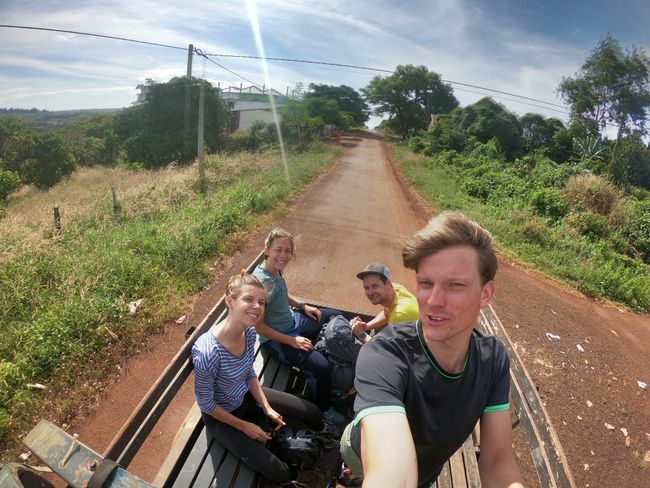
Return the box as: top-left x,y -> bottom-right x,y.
184,44 -> 193,159
197,82 -> 206,194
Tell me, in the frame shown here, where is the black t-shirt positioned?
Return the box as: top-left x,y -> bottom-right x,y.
352,321 -> 510,486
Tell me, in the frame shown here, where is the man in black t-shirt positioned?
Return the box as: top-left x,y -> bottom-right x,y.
341,211 -> 524,488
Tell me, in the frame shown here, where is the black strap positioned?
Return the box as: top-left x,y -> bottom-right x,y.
87,459 -> 119,488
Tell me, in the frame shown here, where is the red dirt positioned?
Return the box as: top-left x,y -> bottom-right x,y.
32,132 -> 649,487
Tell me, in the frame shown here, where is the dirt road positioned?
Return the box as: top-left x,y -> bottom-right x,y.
66,131 -> 648,487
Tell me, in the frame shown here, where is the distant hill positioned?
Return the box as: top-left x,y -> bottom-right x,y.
0,108 -> 122,131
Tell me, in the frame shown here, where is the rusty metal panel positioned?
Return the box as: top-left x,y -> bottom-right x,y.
23,420 -> 153,488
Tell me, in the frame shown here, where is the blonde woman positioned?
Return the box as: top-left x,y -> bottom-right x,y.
253,228 -> 345,425
192,272 -> 323,483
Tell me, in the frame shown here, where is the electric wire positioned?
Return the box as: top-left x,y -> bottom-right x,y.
0,24 -> 187,51
1,24 -> 568,113
194,49 -> 263,90
203,52 -> 567,110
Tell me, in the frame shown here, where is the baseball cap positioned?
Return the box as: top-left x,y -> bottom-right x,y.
356,262 -> 391,280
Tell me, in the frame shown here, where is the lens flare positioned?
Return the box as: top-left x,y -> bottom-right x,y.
245,0 -> 290,183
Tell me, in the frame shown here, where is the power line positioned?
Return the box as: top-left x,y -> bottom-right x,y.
1,24 -> 567,112
194,49 -> 263,90
0,24 -> 187,51
203,52 -> 567,110
0,24 -> 262,93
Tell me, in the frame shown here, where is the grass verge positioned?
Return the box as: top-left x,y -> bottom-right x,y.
394,144 -> 650,312
0,143 -> 340,456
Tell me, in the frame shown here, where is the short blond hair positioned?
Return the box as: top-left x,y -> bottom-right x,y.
402,211 -> 497,284
226,271 -> 265,298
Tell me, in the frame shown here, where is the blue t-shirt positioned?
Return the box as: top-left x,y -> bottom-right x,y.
252,264 -> 296,343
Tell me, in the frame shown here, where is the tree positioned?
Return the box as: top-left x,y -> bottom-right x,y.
113,77 -> 231,167
304,97 -> 353,132
558,35 -> 650,140
520,113 -> 565,153
280,100 -> 323,151
0,161 -> 21,201
460,98 -> 523,160
362,65 -> 459,139
0,116 -> 34,176
23,132 -> 77,189
306,84 -> 369,125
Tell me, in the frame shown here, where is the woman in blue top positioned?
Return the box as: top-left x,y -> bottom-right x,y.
252,228 -> 345,425
192,272 -> 323,483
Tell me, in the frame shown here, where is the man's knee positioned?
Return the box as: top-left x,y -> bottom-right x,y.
340,422 -> 364,478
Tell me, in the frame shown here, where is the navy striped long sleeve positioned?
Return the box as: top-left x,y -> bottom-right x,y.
191,326 -> 257,414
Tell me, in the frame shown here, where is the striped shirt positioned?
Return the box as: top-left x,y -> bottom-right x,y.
191,325 -> 257,414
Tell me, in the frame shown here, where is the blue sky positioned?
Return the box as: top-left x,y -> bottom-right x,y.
0,0 -> 648,127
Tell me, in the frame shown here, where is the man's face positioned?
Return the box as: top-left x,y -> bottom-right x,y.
362,274 -> 390,306
415,245 -> 494,347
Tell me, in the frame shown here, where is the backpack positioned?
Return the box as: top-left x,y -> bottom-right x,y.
269,427 -> 322,469
315,315 -> 362,393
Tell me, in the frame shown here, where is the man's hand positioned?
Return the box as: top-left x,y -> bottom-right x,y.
351,316 -> 367,336
292,335 -> 314,351
478,410 -> 524,487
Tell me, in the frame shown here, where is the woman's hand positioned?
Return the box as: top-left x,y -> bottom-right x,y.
264,406 -> 286,431
304,304 -> 322,321
241,421 -> 272,442
292,335 -> 314,351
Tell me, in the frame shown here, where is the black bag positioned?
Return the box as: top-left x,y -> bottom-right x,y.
269,427 -> 323,469
315,315 -> 362,393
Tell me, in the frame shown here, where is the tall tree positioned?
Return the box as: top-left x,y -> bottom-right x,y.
113,77 -> 230,167
558,35 -> 650,140
306,84 -> 369,125
520,113 -> 565,153
362,65 -> 459,139
461,98 -> 524,160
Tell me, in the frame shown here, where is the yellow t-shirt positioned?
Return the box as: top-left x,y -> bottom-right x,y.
387,283 -> 420,324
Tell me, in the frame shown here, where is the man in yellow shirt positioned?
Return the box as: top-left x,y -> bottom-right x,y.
351,262 -> 419,340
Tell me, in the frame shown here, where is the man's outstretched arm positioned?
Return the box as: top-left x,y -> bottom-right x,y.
360,413 -> 418,488
478,409 -> 525,488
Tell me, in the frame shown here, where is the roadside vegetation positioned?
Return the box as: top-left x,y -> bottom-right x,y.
0,77 -> 361,455
379,35 -> 650,312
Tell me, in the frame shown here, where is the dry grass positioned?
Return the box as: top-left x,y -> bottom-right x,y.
0,150 -> 279,264
563,173 -> 623,217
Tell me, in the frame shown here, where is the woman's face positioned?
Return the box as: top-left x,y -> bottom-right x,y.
227,285 -> 266,327
264,236 -> 294,274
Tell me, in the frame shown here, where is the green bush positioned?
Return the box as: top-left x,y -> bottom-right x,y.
617,199 -> 650,262
23,132 -> 77,189
530,188 -> 570,220
566,211 -> 609,239
0,165 -> 21,201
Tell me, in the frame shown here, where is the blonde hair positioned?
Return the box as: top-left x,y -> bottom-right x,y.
226,271 -> 265,298
402,211 -> 497,284
264,227 -> 295,255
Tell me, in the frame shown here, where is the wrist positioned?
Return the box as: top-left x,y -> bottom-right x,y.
298,301 -> 306,312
